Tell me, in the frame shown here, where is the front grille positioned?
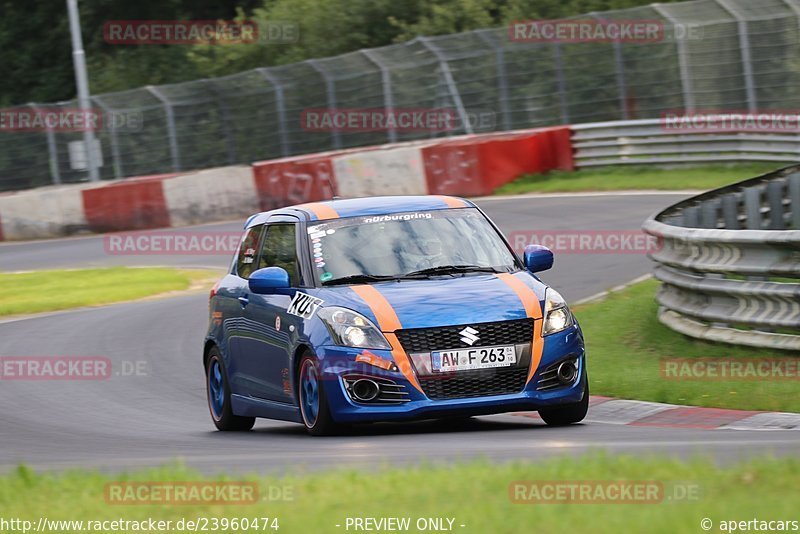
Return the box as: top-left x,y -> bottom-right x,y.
419,366 -> 528,400
395,318 -> 534,353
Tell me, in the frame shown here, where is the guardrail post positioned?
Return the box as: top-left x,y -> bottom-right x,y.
28,103 -> 61,185
308,60 -> 341,150
767,180 -> 786,230
652,5 -> 695,112
145,85 -> 181,172
476,30 -> 512,131
682,205 -> 700,227
419,37 -> 474,135
790,173 -> 800,229
361,50 -> 397,144
91,96 -> 122,179
204,80 -> 237,165
715,0 -> 758,112
701,199 -> 721,229
257,68 -> 290,157
744,186 -> 763,229
722,193 -> 741,229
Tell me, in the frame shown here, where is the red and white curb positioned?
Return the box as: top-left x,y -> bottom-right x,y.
515,396 -> 800,430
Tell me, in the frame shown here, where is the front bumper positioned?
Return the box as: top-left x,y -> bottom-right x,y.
317,324 -> 586,423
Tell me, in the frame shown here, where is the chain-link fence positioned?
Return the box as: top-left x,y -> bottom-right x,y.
2,0 -> 800,192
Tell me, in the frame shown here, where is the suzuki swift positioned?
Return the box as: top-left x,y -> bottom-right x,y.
205,195 -> 588,435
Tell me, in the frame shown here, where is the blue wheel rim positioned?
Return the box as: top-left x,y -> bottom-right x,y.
208,359 -> 225,419
300,361 -> 319,427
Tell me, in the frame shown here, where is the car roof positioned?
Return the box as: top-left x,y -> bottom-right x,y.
246,195 -> 475,227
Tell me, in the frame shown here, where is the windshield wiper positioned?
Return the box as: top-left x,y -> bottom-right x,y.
321,274 -> 400,286
322,273 -> 431,286
404,265 -> 505,277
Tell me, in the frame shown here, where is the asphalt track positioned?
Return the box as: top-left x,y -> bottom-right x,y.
1,192 -> 798,475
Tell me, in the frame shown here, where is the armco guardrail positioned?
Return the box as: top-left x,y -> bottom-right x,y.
642,165 -> 800,351
573,119 -> 800,167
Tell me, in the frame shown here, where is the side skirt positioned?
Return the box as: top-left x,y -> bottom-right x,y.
231,394 -> 303,423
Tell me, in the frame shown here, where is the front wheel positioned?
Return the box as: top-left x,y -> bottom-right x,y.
538,380 -> 589,426
206,348 -> 255,431
298,353 -> 342,436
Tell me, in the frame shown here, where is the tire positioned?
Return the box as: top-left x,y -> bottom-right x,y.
298,352 -> 342,436
206,348 -> 255,432
538,377 -> 589,427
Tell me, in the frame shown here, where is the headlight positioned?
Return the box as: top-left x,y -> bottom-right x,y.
543,289 -> 574,336
317,307 -> 392,350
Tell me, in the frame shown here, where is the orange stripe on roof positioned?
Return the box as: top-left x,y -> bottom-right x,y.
435,195 -> 468,208
495,273 -> 544,384
350,285 -> 422,393
297,202 -> 339,220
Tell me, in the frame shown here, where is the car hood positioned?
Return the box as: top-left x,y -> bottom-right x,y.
312,272 -> 547,331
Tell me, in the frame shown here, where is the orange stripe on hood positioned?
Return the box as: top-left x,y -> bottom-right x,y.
495,273 -> 544,385
297,202 -> 339,220
350,285 -> 423,393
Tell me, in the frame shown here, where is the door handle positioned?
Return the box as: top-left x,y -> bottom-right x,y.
238,295 -> 249,308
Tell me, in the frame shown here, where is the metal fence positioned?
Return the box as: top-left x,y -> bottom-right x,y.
4,0 -> 800,191
642,165 -> 800,350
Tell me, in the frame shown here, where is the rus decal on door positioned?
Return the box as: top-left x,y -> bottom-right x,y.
287,293 -> 324,319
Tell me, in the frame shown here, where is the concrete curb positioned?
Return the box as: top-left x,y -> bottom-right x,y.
515,396 -> 800,430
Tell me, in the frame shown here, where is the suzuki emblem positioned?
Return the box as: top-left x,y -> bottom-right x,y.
459,327 -> 480,346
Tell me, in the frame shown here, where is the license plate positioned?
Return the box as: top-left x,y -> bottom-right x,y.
431,345 -> 516,372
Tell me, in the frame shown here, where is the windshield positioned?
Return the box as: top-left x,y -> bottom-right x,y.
306,208 -> 517,285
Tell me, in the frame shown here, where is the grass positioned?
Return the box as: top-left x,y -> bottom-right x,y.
573,279 -> 800,412
0,267 -> 215,316
0,454 -> 798,533
495,163 -> 781,194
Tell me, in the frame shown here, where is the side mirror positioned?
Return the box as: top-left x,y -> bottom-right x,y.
523,244 -> 554,273
249,267 -> 290,294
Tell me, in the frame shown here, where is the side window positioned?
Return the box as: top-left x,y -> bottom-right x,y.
259,224 -> 299,285
236,226 -> 263,279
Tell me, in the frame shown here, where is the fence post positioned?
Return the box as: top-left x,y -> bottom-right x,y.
28,103 -> 61,185
476,29 -> 512,131
145,85 -> 181,172
591,13 -> 629,120
204,80 -> 237,165
307,59 -> 341,150
552,43 -> 570,123
361,49 -> 397,144
715,0 -> 758,112
652,4 -> 695,112
418,37 -> 474,135
257,68 -> 290,157
91,96 -> 122,179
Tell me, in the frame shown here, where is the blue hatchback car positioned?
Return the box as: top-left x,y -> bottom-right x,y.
205,196 -> 587,435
